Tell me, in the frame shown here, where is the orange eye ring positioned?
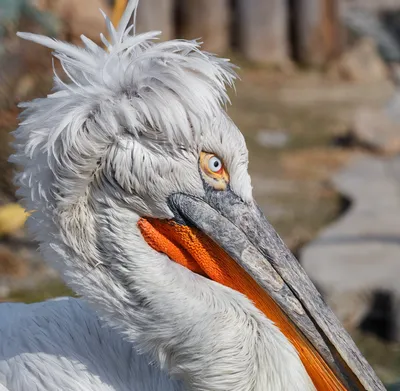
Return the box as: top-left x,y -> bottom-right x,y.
199,152 -> 229,190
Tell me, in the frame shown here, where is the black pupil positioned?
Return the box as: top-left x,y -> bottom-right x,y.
213,160 -> 219,168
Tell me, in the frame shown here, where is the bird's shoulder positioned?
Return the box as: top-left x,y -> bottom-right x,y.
0,297 -> 105,349
0,298 -> 181,391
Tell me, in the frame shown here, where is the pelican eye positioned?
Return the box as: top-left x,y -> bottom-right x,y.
208,156 -> 222,173
200,152 -> 229,190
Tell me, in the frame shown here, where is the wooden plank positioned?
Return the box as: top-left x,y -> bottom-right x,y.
178,0 -> 230,53
135,0 -> 174,40
292,0 -> 343,67
236,0 -> 290,65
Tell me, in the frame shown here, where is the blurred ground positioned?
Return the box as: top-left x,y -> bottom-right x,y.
230,69 -> 393,249
0,20 -> 399,385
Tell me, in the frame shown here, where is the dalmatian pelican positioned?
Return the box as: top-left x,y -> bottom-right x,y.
0,1 -> 385,390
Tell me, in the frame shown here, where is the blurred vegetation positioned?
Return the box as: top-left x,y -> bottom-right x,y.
353,330 -> 400,384
0,203 -> 29,236
0,0 -> 59,55
8,280 -> 75,304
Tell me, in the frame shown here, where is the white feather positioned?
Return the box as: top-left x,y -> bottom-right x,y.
117,0 -> 139,38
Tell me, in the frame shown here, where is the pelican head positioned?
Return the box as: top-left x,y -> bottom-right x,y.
12,1 -> 384,390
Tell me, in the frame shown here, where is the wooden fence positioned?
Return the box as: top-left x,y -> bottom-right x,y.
127,0 -> 343,67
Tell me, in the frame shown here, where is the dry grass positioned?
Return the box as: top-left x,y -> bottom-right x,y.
0,246 -> 27,277
0,108 -> 19,202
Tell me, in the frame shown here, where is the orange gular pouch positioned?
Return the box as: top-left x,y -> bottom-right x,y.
138,217 -> 348,391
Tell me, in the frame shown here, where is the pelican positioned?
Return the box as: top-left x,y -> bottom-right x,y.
0,1 -> 385,390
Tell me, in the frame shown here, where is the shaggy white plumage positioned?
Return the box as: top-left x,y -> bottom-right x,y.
0,1 -> 315,390
0,298 -> 184,391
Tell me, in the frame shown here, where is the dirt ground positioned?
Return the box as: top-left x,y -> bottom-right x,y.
2,65 -> 399,383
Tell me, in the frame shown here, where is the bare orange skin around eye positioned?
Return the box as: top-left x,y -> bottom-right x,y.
199,152 -> 229,190
138,217 -> 348,391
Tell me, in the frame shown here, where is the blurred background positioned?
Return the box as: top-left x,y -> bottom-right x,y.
0,0 -> 400,387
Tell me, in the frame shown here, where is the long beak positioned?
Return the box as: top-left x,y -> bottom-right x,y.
138,190 -> 385,391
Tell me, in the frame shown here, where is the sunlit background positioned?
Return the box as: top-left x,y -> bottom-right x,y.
1,0 -> 400,388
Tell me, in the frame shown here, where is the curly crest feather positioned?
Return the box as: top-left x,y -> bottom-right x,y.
11,0 -> 236,226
